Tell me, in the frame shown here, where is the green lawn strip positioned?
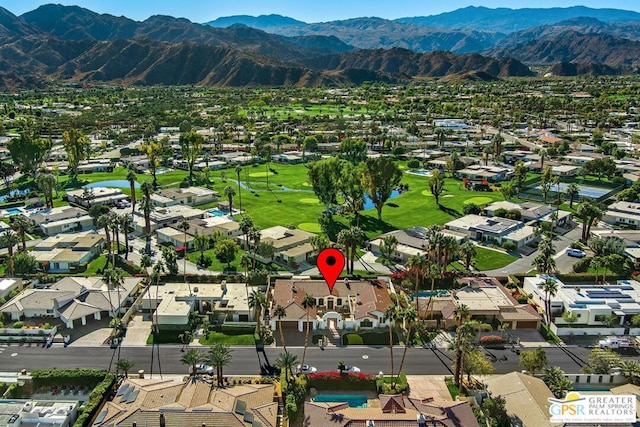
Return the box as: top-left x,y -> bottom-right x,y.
85,255 -> 108,275
342,331 -> 399,346
198,331 -> 255,345
473,247 -> 517,271
187,247 -> 245,272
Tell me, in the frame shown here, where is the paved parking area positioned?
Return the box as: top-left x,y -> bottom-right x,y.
121,314 -> 153,346
406,375 -> 452,401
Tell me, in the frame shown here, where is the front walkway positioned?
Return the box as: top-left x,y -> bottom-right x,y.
120,314 -> 153,346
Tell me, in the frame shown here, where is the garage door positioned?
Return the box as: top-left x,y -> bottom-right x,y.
280,321 -> 299,329
516,321 -> 539,329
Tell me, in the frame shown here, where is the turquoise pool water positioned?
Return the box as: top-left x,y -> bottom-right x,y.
84,180 -> 141,189
207,208 -> 226,217
414,290 -> 450,298
4,208 -> 23,216
313,394 -> 368,408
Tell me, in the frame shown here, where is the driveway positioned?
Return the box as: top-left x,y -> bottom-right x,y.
482,226 -> 582,276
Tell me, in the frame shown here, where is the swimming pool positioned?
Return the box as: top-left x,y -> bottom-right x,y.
414,290 -> 450,298
533,183 -> 609,199
207,208 -> 226,217
3,207 -> 23,216
363,190 -> 400,211
84,180 -> 141,189
407,169 -> 432,177
313,394 -> 368,408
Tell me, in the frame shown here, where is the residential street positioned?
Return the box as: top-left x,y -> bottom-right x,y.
0,343 -> 629,377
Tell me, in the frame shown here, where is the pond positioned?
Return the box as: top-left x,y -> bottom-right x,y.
84,180 -> 141,189
363,189 -> 400,211
313,394 -> 368,408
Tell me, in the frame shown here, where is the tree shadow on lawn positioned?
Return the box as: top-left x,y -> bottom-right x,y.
438,204 -> 462,218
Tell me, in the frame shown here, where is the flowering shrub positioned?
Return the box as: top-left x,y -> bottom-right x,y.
480,335 -> 504,345
306,371 -> 377,391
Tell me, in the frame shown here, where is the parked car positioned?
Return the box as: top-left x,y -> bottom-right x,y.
566,248 -> 586,258
195,364 -> 214,375
343,365 -> 361,373
296,364 -> 317,374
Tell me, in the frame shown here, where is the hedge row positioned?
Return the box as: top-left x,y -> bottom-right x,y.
306,372 -> 377,391
73,373 -> 116,427
31,369 -> 108,388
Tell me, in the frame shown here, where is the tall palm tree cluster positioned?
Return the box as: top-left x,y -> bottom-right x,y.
180,344 -> 233,387
97,212 -> 135,267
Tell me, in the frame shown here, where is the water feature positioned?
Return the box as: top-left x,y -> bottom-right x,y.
407,169 -> 432,177
313,394 -> 368,408
363,190 -> 400,211
207,208 -> 226,217
84,180 -> 141,189
3,207 -> 23,216
414,290 -> 450,298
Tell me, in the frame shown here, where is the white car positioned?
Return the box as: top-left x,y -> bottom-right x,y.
296,364 -> 317,374
195,364 -> 214,375
566,248 -> 587,258
344,365 -> 361,373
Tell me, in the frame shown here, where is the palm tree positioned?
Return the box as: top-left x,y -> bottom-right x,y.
10,216 -> 30,252
239,215 -> 254,250
300,293 -> 316,369
208,343 -> 233,387
565,183 -> 580,209
576,202 -> 603,242
126,165 -> 137,213
458,241 -> 477,272
0,230 -> 18,257
396,305 -> 418,378
110,213 -> 121,257
452,304 -> 471,388
452,321 -> 477,388
533,235 -> 556,275
103,267 -> 125,318
406,254 -> 428,311
424,263 -> 440,320
120,214 -> 133,260
383,305 -> 399,387
224,185 -> 236,217
140,181 -> 154,235
275,351 -> 298,383
140,253 -> 152,280
116,358 -> 134,378
177,220 -> 190,283
36,172 -> 55,208
439,235 -> 460,276
180,348 -> 205,377
274,305 -> 288,351
541,278 -> 559,328
193,233 -> 210,265
249,227 -> 261,269
97,214 -> 113,267
248,289 -> 267,336
235,165 -> 243,211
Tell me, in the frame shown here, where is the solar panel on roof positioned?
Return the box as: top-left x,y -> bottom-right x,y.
120,389 -> 132,403
93,410 -> 108,424
235,400 -> 246,415
252,422 -> 262,427
116,384 -> 130,396
126,390 -> 139,403
244,412 -> 254,423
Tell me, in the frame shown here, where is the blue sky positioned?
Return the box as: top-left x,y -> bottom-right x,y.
1,1 -> 639,23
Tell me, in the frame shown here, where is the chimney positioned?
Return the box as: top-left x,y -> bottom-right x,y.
367,421 -> 375,427
159,413 -> 165,427
417,414 -> 427,426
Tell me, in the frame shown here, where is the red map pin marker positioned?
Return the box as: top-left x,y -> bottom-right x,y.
317,248 -> 345,292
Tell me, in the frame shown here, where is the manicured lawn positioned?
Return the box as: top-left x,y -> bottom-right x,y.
342,331 -> 399,346
85,255 -> 107,275
187,247 -> 245,272
472,247 -> 517,271
198,331 -> 255,345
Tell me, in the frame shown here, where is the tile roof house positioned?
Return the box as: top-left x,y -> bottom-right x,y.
269,279 -> 393,332
0,276 -> 143,329
484,372 -> 556,427
94,378 -> 277,427
305,393 -> 479,427
32,231 -> 105,273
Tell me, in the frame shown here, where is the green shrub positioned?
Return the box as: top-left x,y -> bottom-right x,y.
502,241 -> 517,252
345,334 -> 364,345
12,321 -> 24,329
407,159 -> 420,169
463,203 -> 481,215
516,294 -> 529,304
31,369 -> 108,388
73,373 -> 116,427
572,257 -> 592,273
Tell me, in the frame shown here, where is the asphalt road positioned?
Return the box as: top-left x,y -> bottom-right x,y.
1,344 -> 636,377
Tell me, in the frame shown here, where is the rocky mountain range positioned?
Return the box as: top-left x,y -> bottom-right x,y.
1,4 -> 640,89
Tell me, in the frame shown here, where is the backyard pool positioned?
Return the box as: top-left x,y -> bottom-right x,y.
363,190 -> 400,211
84,180 -> 141,189
414,290 -> 450,298
533,183 -> 609,199
407,169 -> 432,177
313,394 -> 368,408
207,208 -> 226,217
3,207 -> 24,216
